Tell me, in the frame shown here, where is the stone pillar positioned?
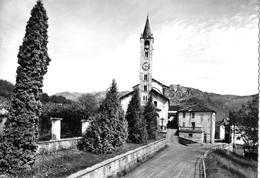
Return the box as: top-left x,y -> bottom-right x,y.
81,119 -> 90,135
0,108 -> 8,135
51,117 -> 62,140
0,116 -> 7,135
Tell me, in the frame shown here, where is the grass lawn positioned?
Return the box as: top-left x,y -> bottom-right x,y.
205,148 -> 258,178
11,139 -> 162,178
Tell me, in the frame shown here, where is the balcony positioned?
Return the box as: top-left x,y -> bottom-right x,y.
179,126 -> 203,133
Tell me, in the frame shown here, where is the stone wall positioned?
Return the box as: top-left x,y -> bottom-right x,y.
68,138 -> 167,178
37,137 -> 82,154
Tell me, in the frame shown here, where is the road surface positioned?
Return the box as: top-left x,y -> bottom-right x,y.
123,131 -> 213,178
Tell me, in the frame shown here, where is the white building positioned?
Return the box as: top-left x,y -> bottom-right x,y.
177,105 -> 216,143
120,17 -> 169,132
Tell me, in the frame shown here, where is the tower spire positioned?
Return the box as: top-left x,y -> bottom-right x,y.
142,15 -> 152,39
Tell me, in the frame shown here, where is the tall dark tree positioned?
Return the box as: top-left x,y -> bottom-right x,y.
126,88 -> 148,143
144,95 -> 158,140
0,0 -> 51,173
79,80 -> 128,154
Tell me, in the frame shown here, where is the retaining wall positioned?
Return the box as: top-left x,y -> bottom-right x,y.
68,138 -> 167,178
37,137 -> 82,154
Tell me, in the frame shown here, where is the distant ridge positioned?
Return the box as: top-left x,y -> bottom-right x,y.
165,84 -> 256,122
0,78 -> 254,123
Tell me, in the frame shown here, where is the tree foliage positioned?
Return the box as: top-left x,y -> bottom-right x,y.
126,88 -> 148,143
229,95 -> 258,149
78,93 -> 99,119
0,79 -> 14,99
79,80 -> 128,154
39,102 -> 85,141
144,95 -> 158,139
0,0 -> 51,172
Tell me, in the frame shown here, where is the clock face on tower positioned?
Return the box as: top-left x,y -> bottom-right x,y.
142,62 -> 150,71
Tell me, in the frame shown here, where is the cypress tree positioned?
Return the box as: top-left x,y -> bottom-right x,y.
144,95 -> 158,140
126,88 -> 148,143
80,79 -> 128,154
0,0 -> 51,172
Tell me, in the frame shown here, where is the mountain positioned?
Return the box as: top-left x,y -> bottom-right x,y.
52,84 -> 257,122
54,91 -> 83,101
165,84 -> 256,122
54,91 -> 130,103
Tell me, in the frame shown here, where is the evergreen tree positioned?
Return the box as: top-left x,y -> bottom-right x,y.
126,88 -> 148,143
144,95 -> 158,140
79,79 -> 128,154
0,0 -> 51,173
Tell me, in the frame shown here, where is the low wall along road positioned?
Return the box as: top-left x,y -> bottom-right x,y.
68,138 -> 167,178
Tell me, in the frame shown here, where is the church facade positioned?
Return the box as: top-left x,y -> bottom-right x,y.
120,17 -> 169,132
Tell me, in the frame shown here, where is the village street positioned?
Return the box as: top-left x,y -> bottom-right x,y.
123,132 -> 214,178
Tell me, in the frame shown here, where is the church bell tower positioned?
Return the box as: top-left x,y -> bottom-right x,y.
139,16 -> 154,106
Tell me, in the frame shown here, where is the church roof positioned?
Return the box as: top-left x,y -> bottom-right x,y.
152,78 -> 169,88
119,88 -> 169,102
150,89 -> 169,101
132,78 -> 169,89
119,90 -> 134,100
141,16 -> 153,39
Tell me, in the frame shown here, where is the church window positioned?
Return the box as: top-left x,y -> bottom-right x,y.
192,112 -> 195,118
145,40 -> 150,46
189,133 -> 193,137
143,96 -> 145,101
144,40 -> 150,50
144,85 -> 147,91
183,122 -> 185,127
154,101 -> 157,107
144,74 -> 148,81
183,112 -> 186,118
145,52 -> 149,57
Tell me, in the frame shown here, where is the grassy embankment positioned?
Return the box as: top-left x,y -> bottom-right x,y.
205,148 -> 258,178
9,136 -> 165,178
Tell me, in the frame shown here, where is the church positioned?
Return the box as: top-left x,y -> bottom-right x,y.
120,17 -> 169,132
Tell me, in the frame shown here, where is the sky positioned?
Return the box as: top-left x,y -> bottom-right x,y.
0,0 -> 258,96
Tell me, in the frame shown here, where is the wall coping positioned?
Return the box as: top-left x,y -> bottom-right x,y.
68,138 -> 166,178
37,137 -> 82,144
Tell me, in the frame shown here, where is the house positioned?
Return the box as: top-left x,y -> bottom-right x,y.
177,105 -> 216,143
120,16 -> 169,132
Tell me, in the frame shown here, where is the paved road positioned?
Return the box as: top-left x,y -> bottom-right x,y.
123,132 -> 213,178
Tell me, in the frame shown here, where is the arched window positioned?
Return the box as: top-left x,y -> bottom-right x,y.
154,101 -> 157,107
144,40 -> 150,46
144,85 -> 147,91
144,74 -> 148,81
144,40 -> 150,50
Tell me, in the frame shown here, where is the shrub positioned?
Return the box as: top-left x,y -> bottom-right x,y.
79,80 -> 128,154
